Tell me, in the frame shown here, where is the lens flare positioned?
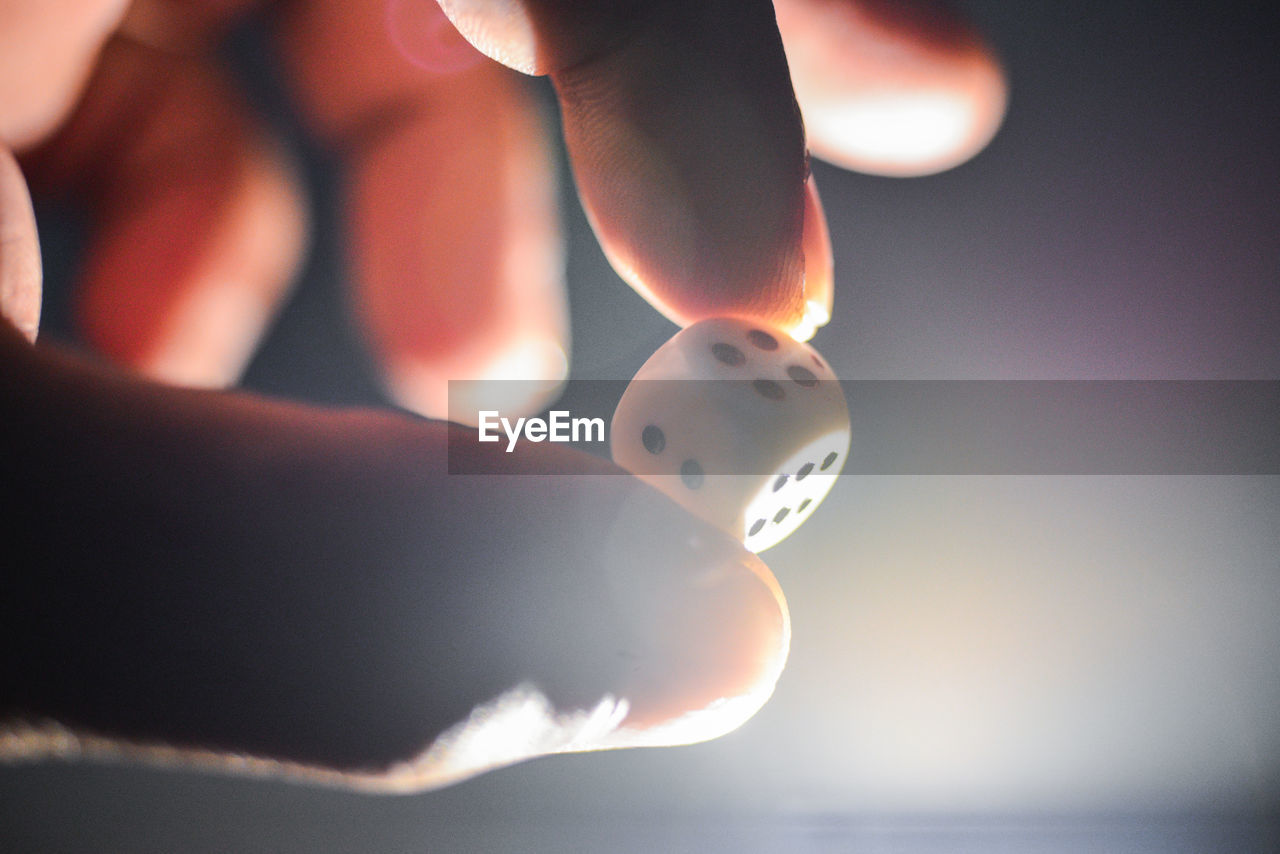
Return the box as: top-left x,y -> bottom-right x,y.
387,0 -> 487,74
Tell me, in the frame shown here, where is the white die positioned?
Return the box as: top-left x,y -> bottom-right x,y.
611,318 -> 849,552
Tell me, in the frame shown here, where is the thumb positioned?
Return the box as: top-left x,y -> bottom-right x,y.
0,329 -> 789,790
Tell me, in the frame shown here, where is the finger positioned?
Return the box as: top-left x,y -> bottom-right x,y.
0,331 -> 789,790
280,0 -> 568,420
441,0 -> 816,337
775,0 -> 1008,176
23,37 -> 307,387
0,0 -> 129,150
0,146 -> 41,341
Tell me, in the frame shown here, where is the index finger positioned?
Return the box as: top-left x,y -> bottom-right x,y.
442,0 -> 822,338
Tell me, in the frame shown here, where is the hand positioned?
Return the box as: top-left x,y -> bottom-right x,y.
0,0 -> 1004,790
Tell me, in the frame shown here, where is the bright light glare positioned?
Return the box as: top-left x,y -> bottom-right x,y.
445,336 -> 569,425
386,0 -> 487,74
378,684 -> 631,790
479,335 -> 569,385
787,299 -> 831,343
809,92 -> 972,174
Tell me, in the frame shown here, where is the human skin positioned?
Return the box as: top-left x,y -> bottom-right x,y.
0,0 -> 1004,789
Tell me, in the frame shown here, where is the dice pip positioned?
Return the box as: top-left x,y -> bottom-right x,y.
611,318 -> 849,552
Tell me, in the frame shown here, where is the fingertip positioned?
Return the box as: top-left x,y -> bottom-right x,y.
779,0 -> 1008,176
438,1 -> 815,334
78,134 -> 307,387
390,333 -> 570,425
0,0 -> 130,151
614,553 -> 791,749
591,490 -> 791,747
0,145 -> 42,342
552,0 -> 809,332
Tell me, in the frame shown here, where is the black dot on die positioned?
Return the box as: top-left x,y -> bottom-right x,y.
747,329 -> 779,351
821,451 -> 839,471
798,498 -> 812,513
680,459 -> 704,489
773,507 -> 791,524
753,378 -> 785,401
787,365 -> 818,387
711,342 -> 746,366
641,425 -> 665,454
796,462 -> 814,481
748,518 -> 766,536
773,474 -> 788,492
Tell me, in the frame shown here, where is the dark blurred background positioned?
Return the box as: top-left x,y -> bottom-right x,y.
4,1 -> 1279,851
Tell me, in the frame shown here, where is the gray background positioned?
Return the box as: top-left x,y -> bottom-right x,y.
5,1 -> 1279,851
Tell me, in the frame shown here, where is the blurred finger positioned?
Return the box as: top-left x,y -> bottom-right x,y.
441,0 -> 816,337
281,0 -> 568,420
0,0 -> 129,150
0,146 -> 41,341
0,329 -> 789,789
775,0 -> 1008,176
24,37 -> 307,387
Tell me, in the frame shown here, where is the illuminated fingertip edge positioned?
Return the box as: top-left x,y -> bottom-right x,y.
0,642 -> 790,793
0,688 -> 625,795
787,299 -> 831,343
